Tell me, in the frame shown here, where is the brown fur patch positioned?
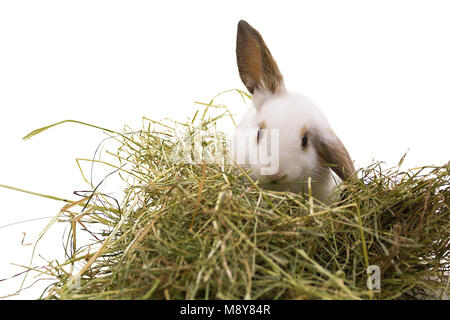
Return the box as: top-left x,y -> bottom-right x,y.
236,20 -> 284,95
300,125 -> 307,139
259,121 -> 267,130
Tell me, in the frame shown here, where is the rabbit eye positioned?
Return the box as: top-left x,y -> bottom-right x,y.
257,128 -> 262,143
301,133 -> 308,148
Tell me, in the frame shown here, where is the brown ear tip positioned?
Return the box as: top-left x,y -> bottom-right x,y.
237,20 -> 253,34
238,20 -> 249,28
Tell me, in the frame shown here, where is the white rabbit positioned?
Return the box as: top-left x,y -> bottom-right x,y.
231,20 -> 355,203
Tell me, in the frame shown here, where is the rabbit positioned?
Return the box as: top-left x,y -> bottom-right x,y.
231,20 -> 355,203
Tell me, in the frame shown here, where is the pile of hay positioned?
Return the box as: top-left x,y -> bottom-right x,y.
21,96 -> 449,300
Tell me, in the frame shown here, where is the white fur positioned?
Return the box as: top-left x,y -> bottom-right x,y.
232,90 -> 341,203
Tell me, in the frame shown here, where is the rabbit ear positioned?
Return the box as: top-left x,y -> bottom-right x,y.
312,130 -> 355,181
236,20 -> 285,96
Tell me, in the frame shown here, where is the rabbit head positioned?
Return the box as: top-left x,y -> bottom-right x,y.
232,20 -> 355,202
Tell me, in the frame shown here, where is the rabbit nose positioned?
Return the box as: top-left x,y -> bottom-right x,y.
269,174 -> 287,183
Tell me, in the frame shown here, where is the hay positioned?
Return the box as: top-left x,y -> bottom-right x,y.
14,93 -> 450,300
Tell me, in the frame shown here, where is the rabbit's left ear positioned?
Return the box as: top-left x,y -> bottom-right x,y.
312,130 -> 355,181
236,20 -> 285,96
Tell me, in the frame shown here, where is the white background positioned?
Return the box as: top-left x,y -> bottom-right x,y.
0,0 -> 449,299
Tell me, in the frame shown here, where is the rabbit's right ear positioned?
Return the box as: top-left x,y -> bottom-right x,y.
236,20 -> 285,97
